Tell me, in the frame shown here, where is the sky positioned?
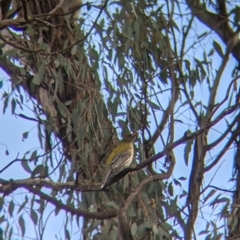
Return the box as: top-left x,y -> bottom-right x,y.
0,0 -> 239,239
165,9 -> 238,237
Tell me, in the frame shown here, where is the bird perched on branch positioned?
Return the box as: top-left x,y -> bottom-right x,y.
100,132 -> 138,189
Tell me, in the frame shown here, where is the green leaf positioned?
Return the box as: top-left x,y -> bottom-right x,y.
89,219 -> 102,232
0,216 -> 5,224
64,100 -> 73,106
184,59 -> 191,73
210,197 -> 229,208
26,24 -> 35,36
198,230 -> 209,235
167,182 -> 173,196
175,119 -> 183,123
8,200 -> 14,217
30,150 -> 38,161
30,210 -> 38,225
160,221 -> 172,231
9,227 -> 13,240
127,205 -> 136,217
215,233 -> 223,240
131,223 -> 137,236
21,159 -> 31,174
22,131 -> 29,141
5,149 -> 9,156
152,224 -> 158,235
118,119 -> 126,130
11,98 -> 16,114
3,94 -> 9,114
57,100 -> 67,118
54,60 -> 60,68
32,64 -> 45,85
102,218 -> 111,235
55,205 -> 61,216
203,189 -> 216,204
123,175 -> 129,193
179,190 -> 187,199
148,100 -> 161,110
184,139 -> 193,166
0,197 -> 4,210
71,45 -> 78,56
213,41 -> 224,58
19,215 -> 25,237
65,229 -> 70,240
178,177 -> 186,181
105,201 -> 118,208
18,196 -> 28,213
31,165 -> 44,178
208,48 -> 214,56
205,233 -> 212,240
173,179 -> 181,187
136,224 -> 145,237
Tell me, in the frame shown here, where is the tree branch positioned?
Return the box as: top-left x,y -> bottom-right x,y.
206,44 -> 232,116
0,178 -> 100,192
118,155 -> 175,239
25,186 -> 117,219
185,0 -> 240,62
206,115 -> 238,151
205,128 -> 240,172
0,103 -> 237,195
102,102 -> 238,188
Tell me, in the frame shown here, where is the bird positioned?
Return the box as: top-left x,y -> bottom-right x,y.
100,132 -> 138,189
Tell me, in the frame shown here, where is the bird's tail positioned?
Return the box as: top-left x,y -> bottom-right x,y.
100,168 -> 112,189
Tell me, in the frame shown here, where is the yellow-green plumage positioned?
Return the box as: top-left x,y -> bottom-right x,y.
100,132 -> 137,189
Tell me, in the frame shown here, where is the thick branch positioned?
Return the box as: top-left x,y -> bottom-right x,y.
206,47 -> 231,116
0,17 -> 26,28
119,157 -> 175,239
0,103 -> 237,195
104,102 -> 238,188
185,0 -> 240,62
25,186 -> 117,219
0,178 -> 100,192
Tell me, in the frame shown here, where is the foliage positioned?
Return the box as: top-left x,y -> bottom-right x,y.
0,0 -> 240,239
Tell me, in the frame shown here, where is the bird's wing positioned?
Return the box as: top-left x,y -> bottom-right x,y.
101,146 -> 133,189
110,150 -> 133,169
100,168 -> 112,189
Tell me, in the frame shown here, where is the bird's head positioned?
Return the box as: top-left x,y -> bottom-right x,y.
122,132 -> 138,142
